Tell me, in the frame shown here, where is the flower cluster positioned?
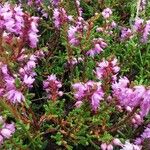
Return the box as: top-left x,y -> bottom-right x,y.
72,81 -> 104,111
0,3 -> 39,48
0,64 -> 25,103
51,0 -> 60,6
112,77 -> 150,117
86,38 -> 107,56
96,20 -> 117,35
121,141 -> 141,150
102,8 -> 112,19
0,50 -> 44,104
95,58 -> 120,82
135,124 -> 150,146
27,0 -> 42,5
0,116 -> 15,145
68,17 -> 85,46
53,7 -> 70,29
120,28 -> 132,41
43,74 -> 63,101
121,18 -> 150,43
67,57 -> 83,66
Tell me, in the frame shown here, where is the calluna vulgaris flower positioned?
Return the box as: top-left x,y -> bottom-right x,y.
51,0 -> 60,6
53,7 -> 69,29
86,38 -> 107,56
68,17 -> 85,46
95,58 -> 120,82
0,2 -> 39,48
0,116 -> 15,146
43,74 -> 63,101
0,50 -> 44,103
102,8 -> 112,19
113,78 -> 150,113
121,141 -> 141,150
134,124 -> 150,147
120,28 -> 132,41
73,81 -> 104,111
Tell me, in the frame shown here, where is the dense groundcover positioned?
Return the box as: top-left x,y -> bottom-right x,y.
0,0 -> 150,149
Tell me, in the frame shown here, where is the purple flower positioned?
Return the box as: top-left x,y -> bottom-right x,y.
87,38 -> 107,56
113,138 -> 123,146
14,5 -> 24,34
51,0 -> 60,6
75,101 -> 83,108
43,74 -> 63,101
1,128 -> 13,139
0,135 -> 3,145
120,28 -> 132,41
23,75 -> 35,88
102,8 -> 112,19
107,144 -> 113,150
141,125 -> 150,139
73,81 -> 104,111
140,90 -> 150,117
28,17 -> 39,48
133,18 -> 144,32
95,58 -> 120,82
68,26 -> 79,46
142,20 -> 150,43
0,116 -> 15,145
72,82 -> 86,100
121,141 -> 141,150
53,8 -> 68,29
101,143 -> 107,150
6,89 -> 25,103
140,0 -> 147,11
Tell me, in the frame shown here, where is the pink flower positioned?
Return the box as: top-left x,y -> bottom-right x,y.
87,38 -> 107,56
23,75 -> 35,88
107,144 -> 113,150
73,81 -> 104,111
0,135 -> 3,145
140,90 -> 150,117
53,8 -> 68,29
28,32 -> 39,48
101,143 -> 107,150
68,26 -> 79,46
120,28 -> 132,41
28,17 -> 39,48
121,141 -> 141,150
91,90 -> 104,111
43,74 -> 63,100
1,128 -> 12,139
52,0 -> 60,6
6,89 -> 25,103
102,8 -> 112,19
142,20 -> 150,43
75,101 -> 83,108
113,138 -> 123,146
133,18 -> 144,32
95,58 -> 120,82
0,122 -> 15,139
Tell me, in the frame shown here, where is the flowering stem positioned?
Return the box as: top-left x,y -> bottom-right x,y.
0,30 -> 3,52
73,0 -> 80,16
136,0 -> 141,19
0,100 -> 21,120
107,107 -> 138,133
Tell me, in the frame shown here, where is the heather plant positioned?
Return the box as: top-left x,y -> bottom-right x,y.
0,0 -> 150,150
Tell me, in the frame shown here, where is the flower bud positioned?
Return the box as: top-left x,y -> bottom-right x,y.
101,143 -> 107,150
107,144 -> 113,150
1,128 -> 12,139
113,138 -> 122,146
75,101 -> 83,108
